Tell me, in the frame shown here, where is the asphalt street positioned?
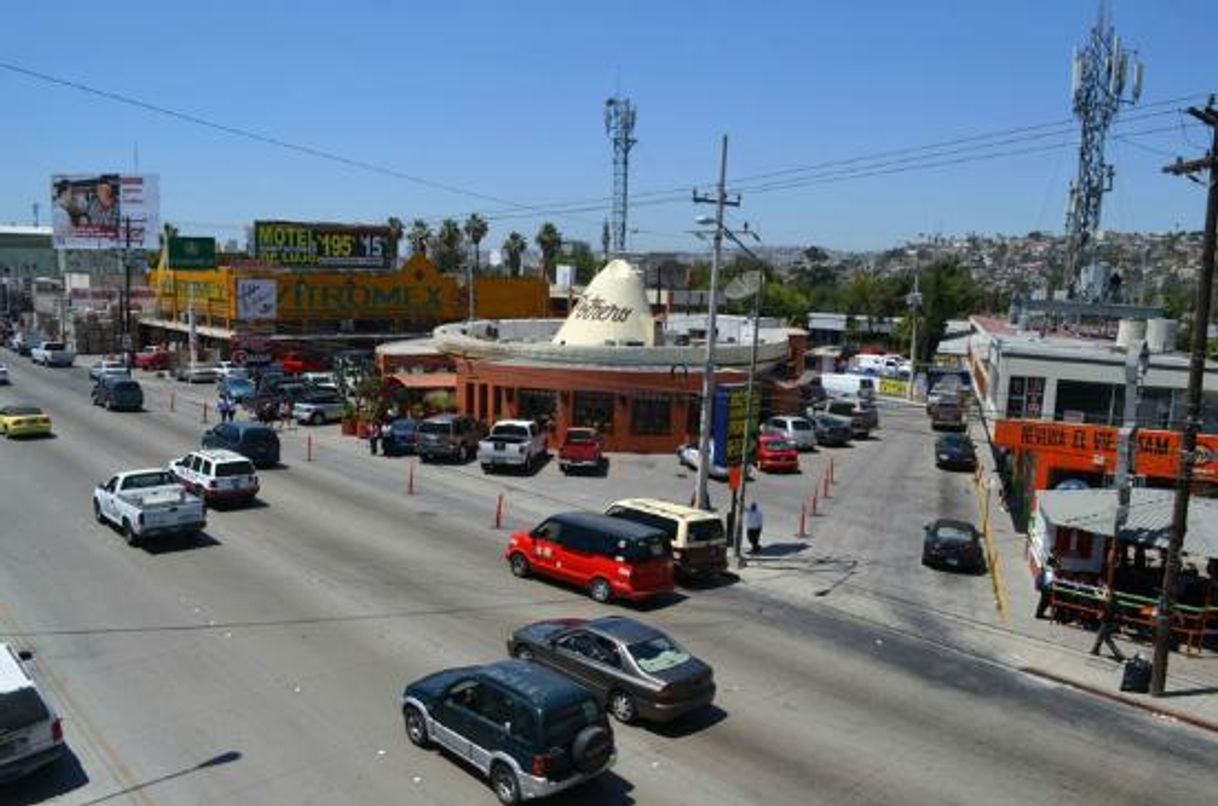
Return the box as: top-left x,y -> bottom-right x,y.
1,355 -> 1215,805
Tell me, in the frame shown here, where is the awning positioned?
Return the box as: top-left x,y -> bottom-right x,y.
385,371 -> 457,390
772,369 -> 818,391
1037,488 -> 1218,558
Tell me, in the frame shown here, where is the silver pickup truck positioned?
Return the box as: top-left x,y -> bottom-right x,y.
478,419 -> 547,473
30,341 -> 75,367
92,469 -> 207,547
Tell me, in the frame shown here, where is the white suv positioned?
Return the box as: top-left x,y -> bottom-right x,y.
0,644 -> 65,784
169,449 -> 260,506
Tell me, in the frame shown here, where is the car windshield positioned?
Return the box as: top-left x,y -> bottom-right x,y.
492,424 -> 529,438
687,518 -> 724,543
215,460 -> 255,477
627,635 -> 692,674
227,379 -> 254,392
418,421 -> 451,435
543,700 -> 600,746
3,406 -> 42,416
933,524 -> 976,543
0,686 -> 50,731
616,534 -> 665,561
124,471 -> 177,489
241,429 -> 278,445
565,430 -> 596,443
791,420 -> 812,431
114,381 -> 140,393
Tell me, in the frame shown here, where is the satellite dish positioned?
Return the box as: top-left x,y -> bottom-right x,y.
724,270 -> 762,301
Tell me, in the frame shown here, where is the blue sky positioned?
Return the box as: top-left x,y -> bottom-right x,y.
3,1 -> 1215,253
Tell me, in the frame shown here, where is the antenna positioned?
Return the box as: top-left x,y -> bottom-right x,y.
604,96 -> 638,256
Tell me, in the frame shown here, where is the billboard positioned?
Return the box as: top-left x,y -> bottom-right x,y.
253,221 -> 393,269
236,278 -> 278,321
167,237 -> 216,269
712,383 -> 760,467
51,174 -> 159,249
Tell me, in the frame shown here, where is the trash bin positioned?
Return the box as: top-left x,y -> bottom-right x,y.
1120,654 -> 1152,694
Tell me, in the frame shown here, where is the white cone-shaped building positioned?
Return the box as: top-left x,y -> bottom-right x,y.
552,259 -> 659,346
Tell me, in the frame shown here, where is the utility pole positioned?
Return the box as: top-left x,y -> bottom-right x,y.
122,216 -> 132,359
1108,339 -> 1148,591
906,274 -> 922,400
692,135 -> 740,510
1151,99 -> 1218,697
732,268 -> 764,567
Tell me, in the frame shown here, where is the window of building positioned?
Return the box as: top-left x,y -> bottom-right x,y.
630,394 -> 671,436
572,391 -> 615,434
516,388 -> 557,427
1007,376 -> 1045,419
1054,380 -> 1118,425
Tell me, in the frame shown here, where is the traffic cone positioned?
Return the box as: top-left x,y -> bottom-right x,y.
495,492 -> 505,528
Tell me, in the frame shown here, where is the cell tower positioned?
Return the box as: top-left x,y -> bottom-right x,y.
1063,1 -> 1143,300
604,96 -> 637,255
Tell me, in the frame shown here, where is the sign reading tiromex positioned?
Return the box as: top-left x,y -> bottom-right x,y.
993,419 -> 1218,483
877,377 -> 909,398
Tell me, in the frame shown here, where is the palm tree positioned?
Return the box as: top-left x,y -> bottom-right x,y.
434,218 -> 466,274
502,232 -> 527,277
158,222 -> 179,250
408,219 -> 432,256
535,222 -> 562,282
387,216 -> 404,261
463,214 -> 489,275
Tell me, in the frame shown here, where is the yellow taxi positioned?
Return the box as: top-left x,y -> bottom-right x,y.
0,405 -> 52,438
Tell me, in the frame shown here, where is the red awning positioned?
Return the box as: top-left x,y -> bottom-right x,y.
386,372 -> 457,390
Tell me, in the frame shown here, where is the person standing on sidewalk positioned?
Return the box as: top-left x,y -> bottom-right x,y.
368,419 -> 381,456
1035,556 -> 1057,620
745,501 -> 764,554
1090,595 -> 1126,662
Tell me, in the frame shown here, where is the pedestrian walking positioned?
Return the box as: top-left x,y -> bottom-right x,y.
745,501 -> 763,554
1090,595 -> 1126,662
368,419 -> 381,455
278,398 -> 292,431
380,420 -> 393,457
1034,556 -> 1057,619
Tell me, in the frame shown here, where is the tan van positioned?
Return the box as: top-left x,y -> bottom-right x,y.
604,498 -> 728,579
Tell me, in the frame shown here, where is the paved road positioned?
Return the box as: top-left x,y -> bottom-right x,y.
1,356 -> 1214,805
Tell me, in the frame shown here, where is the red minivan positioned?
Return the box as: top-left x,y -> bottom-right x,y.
506,512 -> 674,604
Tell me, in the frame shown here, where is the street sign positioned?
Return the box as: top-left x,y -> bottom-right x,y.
712,384 -> 760,467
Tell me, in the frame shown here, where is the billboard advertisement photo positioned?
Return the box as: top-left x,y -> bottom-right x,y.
51,174 -> 160,249
254,221 -> 394,269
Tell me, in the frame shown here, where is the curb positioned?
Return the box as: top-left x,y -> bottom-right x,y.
1021,666 -> 1218,735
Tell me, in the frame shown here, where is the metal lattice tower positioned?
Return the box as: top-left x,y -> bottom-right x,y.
604,96 -> 637,255
1063,2 -> 1143,299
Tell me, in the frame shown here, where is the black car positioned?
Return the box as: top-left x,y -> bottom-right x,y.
202,422 -> 280,468
922,518 -> 985,573
935,432 -> 977,470
402,660 -> 615,805
508,616 -> 716,725
809,412 -> 852,447
382,417 -> 419,456
91,376 -> 144,411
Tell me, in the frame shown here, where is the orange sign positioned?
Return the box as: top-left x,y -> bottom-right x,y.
993,419 -> 1218,483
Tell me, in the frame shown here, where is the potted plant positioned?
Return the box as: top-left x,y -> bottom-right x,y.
341,401 -> 358,436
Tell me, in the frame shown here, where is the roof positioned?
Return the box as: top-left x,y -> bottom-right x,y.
1037,489 -> 1218,558
376,339 -> 441,357
609,498 -> 720,521
935,334 -> 971,357
190,449 -> 251,463
477,659 -> 593,711
386,372 -> 456,390
551,510 -> 665,539
0,644 -> 34,694
587,616 -> 662,644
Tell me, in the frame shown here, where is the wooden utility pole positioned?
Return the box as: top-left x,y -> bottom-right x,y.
1151,99 -> 1218,696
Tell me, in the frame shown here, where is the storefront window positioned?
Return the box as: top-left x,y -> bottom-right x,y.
1007,376 -> 1045,419
517,388 -> 558,428
572,391 -> 615,434
630,394 -> 671,436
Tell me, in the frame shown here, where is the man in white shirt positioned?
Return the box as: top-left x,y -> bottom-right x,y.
745,502 -> 764,554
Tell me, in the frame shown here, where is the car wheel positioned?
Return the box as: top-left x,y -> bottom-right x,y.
310,412 -> 323,426
403,705 -> 431,749
489,762 -> 521,806
123,520 -> 139,547
508,553 -> 531,578
481,463 -> 492,474
512,643 -> 534,661
608,690 -> 638,724
589,577 -> 613,604
93,500 -> 105,524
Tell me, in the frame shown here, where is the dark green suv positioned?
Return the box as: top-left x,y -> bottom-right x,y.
401,660 -> 615,804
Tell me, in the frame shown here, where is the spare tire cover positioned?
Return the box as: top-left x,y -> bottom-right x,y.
571,724 -> 613,773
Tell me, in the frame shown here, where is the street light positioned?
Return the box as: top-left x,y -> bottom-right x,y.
1108,339 -> 1150,592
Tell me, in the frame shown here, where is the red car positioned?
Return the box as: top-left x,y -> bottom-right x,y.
558,427 -> 609,475
279,352 -> 327,374
756,434 -> 799,473
132,348 -> 171,371
506,512 -> 674,603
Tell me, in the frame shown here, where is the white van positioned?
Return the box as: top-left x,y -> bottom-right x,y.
821,373 -> 876,401
0,644 -> 64,783
605,498 -> 728,579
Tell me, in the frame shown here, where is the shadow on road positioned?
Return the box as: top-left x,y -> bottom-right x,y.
143,531 -> 222,555
645,704 -> 729,739
1,748 -> 89,805
76,750 -> 241,805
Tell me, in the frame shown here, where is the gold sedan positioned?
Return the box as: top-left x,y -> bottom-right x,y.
0,405 -> 52,438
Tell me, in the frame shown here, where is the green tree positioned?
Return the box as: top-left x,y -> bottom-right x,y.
535,222 -> 562,281
564,241 -> 600,284
502,231 -> 527,277
433,218 -> 466,274
463,213 -> 489,275
386,216 -> 404,260
407,219 -> 431,257
907,258 -> 979,362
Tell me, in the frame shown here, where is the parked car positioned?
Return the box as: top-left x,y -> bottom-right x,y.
929,398 -> 965,431
89,358 -> 130,381
279,352 -> 326,374
416,413 -> 484,463
401,660 -> 615,805
479,419 -> 548,473
131,348 -> 171,371
675,443 -> 754,482
760,415 -> 817,451
169,449 -> 260,505
558,427 -> 608,475
508,617 -> 716,725
29,341 -> 74,367
0,404 -> 51,439
215,361 -> 249,381
922,518 -> 985,574
756,434 -> 799,473
301,371 -> 339,392
812,397 -> 877,438
0,644 -> 65,784
808,412 -> 852,447
604,498 -> 727,580
820,373 -> 876,401
802,375 -> 828,407
934,432 -> 977,471
174,363 -> 219,383
218,376 -> 257,405
382,417 -> 419,456
506,512 -> 674,604
201,422 -> 281,468
925,377 -> 965,413
293,390 -> 346,425
14,337 -> 35,357
91,376 -> 144,411
92,469 -> 207,546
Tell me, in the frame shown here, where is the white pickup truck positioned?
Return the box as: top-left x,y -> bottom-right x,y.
92,469 -> 207,546
478,419 -> 547,473
30,341 -> 75,367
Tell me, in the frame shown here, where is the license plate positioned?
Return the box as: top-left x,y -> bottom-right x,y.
946,558 -> 959,566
